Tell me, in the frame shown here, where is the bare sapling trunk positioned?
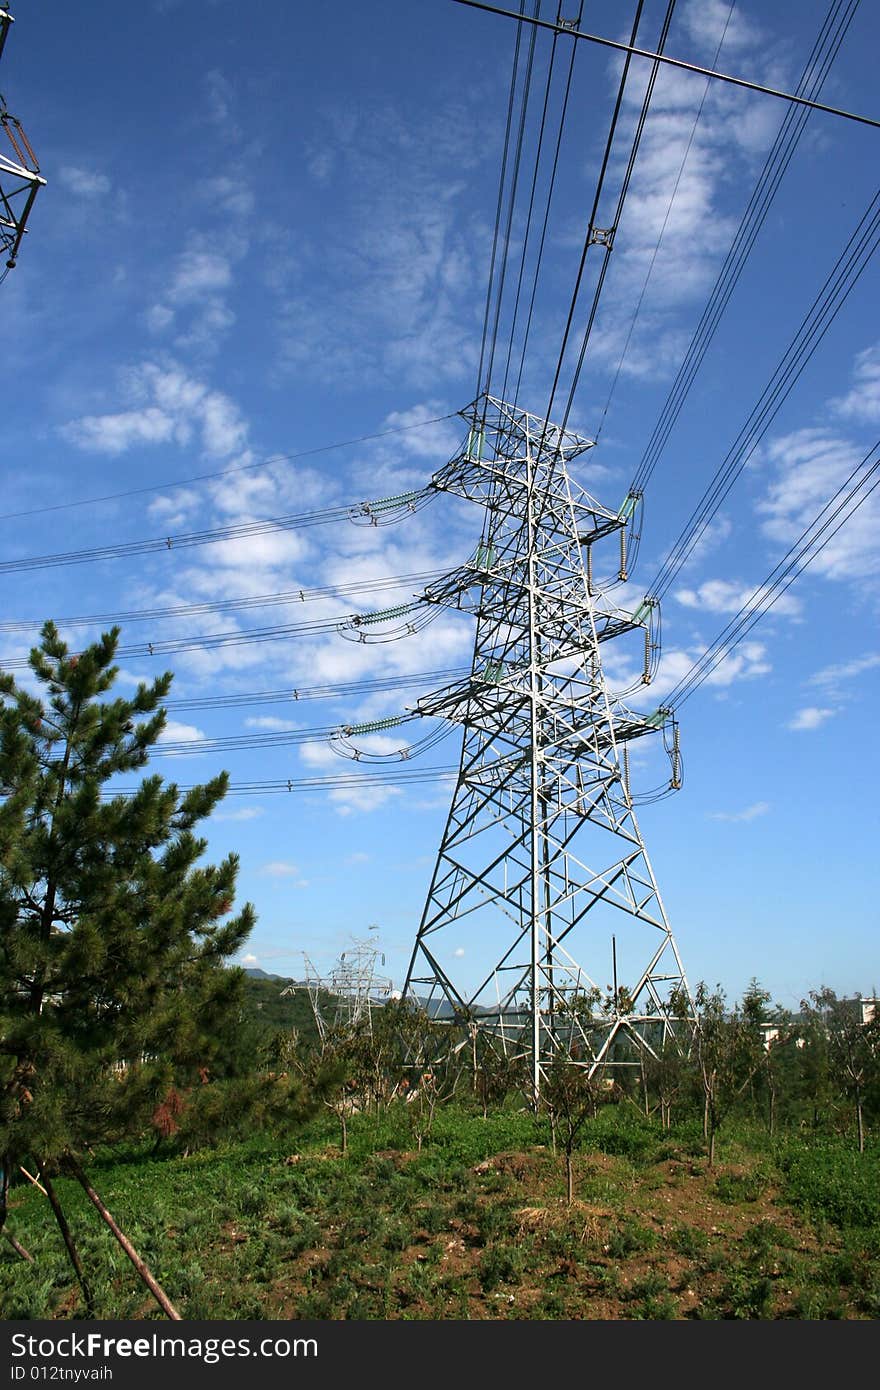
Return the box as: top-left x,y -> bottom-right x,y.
65,1155 -> 181,1321
707,1116 -> 717,1169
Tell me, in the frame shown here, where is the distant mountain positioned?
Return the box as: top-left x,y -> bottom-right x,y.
242,967 -> 297,984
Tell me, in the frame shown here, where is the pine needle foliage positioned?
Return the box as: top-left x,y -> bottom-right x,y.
0,621 -> 256,1177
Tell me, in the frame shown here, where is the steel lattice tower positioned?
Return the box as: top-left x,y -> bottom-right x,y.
0,7 -> 45,277
402,396 -> 694,1097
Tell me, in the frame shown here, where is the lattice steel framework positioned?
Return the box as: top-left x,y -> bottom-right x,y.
402,395 -> 695,1097
0,8 -> 45,275
290,939 -> 397,1044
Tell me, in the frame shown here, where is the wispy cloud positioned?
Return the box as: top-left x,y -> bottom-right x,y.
58,166 -> 112,197
60,360 -> 249,458
675,579 -> 801,618
244,716 -> 300,732
273,101 -> 492,390
212,805 -> 266,823
584,0 -> 779,384
757,426 -> 880,582
809,653 -> 880,688
158,719 -> 206,742
830,343 -> 880,424
708,800 -> 770,823
787,706 -> 836,732
260,860 -> 301,877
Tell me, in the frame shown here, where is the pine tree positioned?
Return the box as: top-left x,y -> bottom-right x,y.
0,621 -> 256,1314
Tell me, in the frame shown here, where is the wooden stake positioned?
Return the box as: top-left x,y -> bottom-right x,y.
3,1229 -> 34,1262
65,1156 -> 181,1321
43,1173 -> 94,1316
19,1165 -> 47,1196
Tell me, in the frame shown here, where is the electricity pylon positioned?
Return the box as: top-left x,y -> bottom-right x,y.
401,395 -> 694,1099
0,7 -> 45,276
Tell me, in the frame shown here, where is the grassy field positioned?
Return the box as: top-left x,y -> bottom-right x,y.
3,1103 -> 879,1320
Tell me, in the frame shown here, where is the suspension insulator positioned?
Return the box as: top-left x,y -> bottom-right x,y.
618,525 -> 628,583
585,544 -> 593,595
642,627 -> 651,684
466,428 -> 485,461
671,722 -> 681,790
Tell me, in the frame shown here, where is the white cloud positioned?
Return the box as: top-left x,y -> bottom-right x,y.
830,344 -> 880,425
708,801 -> 770,823
168,250 -> 232,303
680,0 -> 764,57
211,805 -> 265,822
809,653 -> 880,688
147,489 -> 201,529
239,952 -> 260,966
260,861 -> 301,877
787,707 -> 836,732
612,639 -> 771,700
675,579 -> 801,618
244,716 -> 300,731
328,783 -> 402,816
146,304 -> 175,333
273,103 -> 490,390
204,69 -> 241,140
58,166 -> 112,197
198,175 -> 255,219
62,407 -> 177,455
453,947 -> 465,958
60,360 -> 248,459
158,719 -> 206,742
757,427 -> 880,582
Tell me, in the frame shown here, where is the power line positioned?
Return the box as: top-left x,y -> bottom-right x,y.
106,765 -> 459,799
541,0 -> 648,430
596,0 -> 738,441
476,0 -> 530,401
481,0 -> 541,402
451,0 -> 880,131
0,484 -> 436,576
511,5 -> 584,409
0,411 -> 457,524
163,667 -> 469,713
500,2 -> 580,406
0,567 -> 449,633
628,0 -> 861,512
663,435 -> 880,709
559,0 -> 678,435
646,183 -> 880,603
0,591 -> 455,670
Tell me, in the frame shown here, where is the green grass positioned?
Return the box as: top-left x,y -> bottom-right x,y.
2,1103 -> 879,1320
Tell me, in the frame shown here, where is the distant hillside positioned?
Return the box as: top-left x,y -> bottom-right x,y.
240,973 -> 318,1043
242,967 -> 297,983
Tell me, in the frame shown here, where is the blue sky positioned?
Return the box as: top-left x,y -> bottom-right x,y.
1,0 -> 878,1014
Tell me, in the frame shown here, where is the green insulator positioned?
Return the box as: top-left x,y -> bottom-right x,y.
466,428 -> 485,461
473,543 -> 496,569
369,491 -> 420,513
482,661 -> 504,684
618,493 -> 637,520
360,602 -> 415,625
632,599 -> 650,624
346,715 -> 406,736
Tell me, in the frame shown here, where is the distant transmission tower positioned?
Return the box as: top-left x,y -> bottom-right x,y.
402,395 -> 695,1098
0,7 -> 45,278
295,937 -> 397,1043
